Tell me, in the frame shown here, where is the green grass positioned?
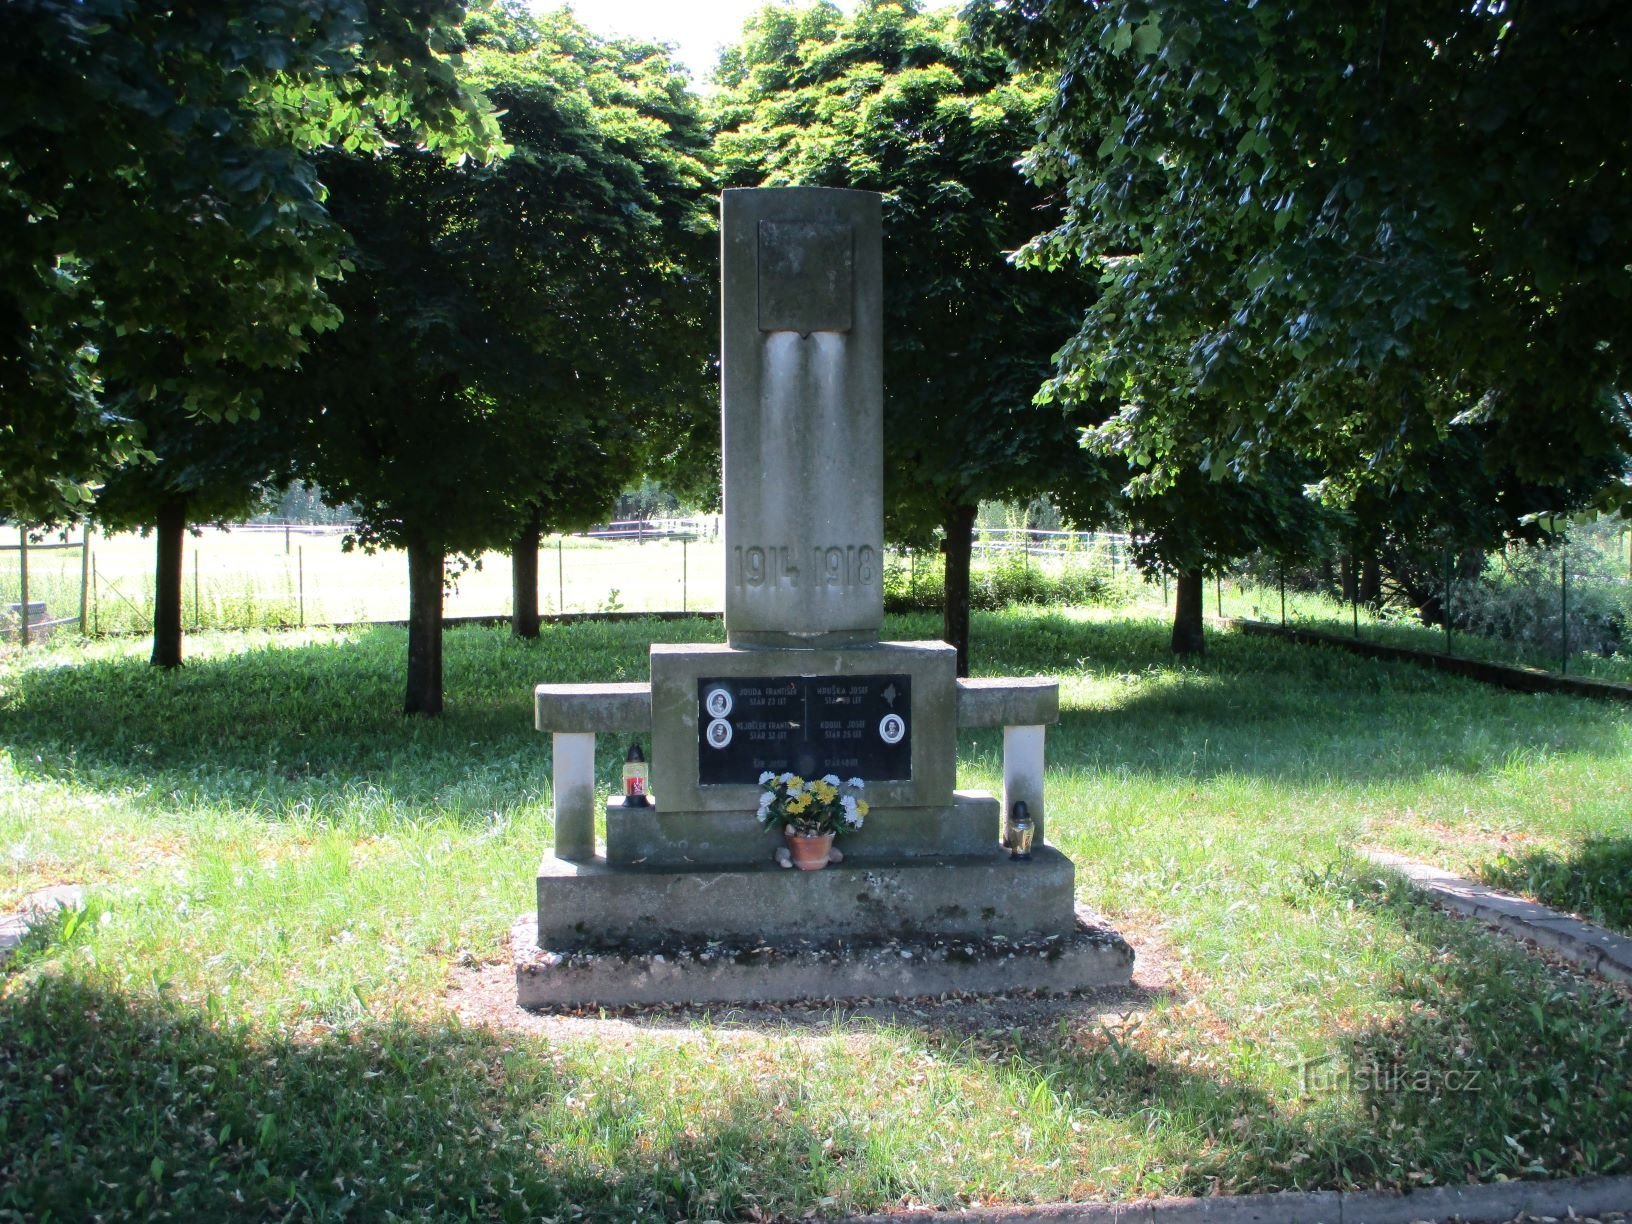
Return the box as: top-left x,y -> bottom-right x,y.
2,612 -> 1630,1219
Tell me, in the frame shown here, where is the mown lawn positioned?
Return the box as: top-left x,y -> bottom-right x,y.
1,611 -> 1628,1220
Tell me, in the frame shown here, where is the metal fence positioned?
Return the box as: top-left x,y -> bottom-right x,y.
0,527 -> 89,645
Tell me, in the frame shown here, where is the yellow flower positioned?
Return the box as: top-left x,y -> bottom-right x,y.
856,800 -> 870,817
787,793 -> 811,815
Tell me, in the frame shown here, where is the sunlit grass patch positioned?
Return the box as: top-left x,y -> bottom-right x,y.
2,612 -> 1629,1217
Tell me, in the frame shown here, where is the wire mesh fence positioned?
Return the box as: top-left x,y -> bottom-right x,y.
3,518 -> 1628,683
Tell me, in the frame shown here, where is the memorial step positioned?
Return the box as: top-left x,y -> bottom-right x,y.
514,905 -> 1134,1008
535,844 -> 1080,949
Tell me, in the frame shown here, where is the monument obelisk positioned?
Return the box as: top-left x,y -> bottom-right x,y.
519,187 -> 1133,1007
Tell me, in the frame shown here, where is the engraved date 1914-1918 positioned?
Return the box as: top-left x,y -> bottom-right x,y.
732,545 -> 877,591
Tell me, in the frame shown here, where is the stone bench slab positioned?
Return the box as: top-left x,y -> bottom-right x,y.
535,682 -> 652,733
954,677 -> 1059,727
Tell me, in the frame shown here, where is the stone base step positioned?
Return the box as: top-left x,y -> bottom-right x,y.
513,907 -> 1134,1008
604,790 -> 1000,866
536,844 -> 1078,949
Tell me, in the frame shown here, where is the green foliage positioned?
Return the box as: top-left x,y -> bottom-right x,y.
0,0 -> 501,521
882,548 -> 1134,613
713,1 -> 1110,546
291,10 -> 713,561
1452,530 -> 1632,660
972,0 -> 1632,515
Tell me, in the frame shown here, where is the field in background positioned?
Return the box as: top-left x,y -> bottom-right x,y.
0,525 -> 731,633
5,523 -> 1629,685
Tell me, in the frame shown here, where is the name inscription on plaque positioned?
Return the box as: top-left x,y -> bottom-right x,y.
698,674 -> 911,785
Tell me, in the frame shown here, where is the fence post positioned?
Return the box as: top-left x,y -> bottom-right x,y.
1216,574 -> 1222,618
79,524 -> 90,635
1279,564 -> 1286,626
17,526 -> 29,647
682,536 -> 688,613
1560,555 -> 1569,675
194,549 -> 201,630
557,537 -> 564,613
1443,551 -> 1453,655
298,546 -> 305,628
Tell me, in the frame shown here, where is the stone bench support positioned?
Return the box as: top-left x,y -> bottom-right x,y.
535,675 -> 1060,856
536,683 -> 652,862
956,678 -> 1057,843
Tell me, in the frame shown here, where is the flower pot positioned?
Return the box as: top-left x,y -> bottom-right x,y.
785,831 -> 835,871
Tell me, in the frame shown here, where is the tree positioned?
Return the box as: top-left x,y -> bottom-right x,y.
713,0 -> 1110,675
971,0 -> 1632,514
287,8 -> 714,714
91,405 -> 292,668
0,0 -> 499,522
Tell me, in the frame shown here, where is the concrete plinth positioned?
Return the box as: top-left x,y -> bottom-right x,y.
606,791 -> 1000,866
513,907 -> 1134,1009
536,844 -> 1080,950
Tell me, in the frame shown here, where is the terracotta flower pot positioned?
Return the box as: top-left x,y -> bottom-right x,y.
785,831 -> 835,871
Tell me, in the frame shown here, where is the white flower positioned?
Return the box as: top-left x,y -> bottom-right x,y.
821,774 -> 840,787
757,792 -> 774,813
846,777 -> 864,789
759,771 -> 775,785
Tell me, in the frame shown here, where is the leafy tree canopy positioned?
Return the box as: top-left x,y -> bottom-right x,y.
972,0 -> 1632,515
716,0 -> 1104,543
0,0 -> 501,520
714,0 -> 1114,670
286,4 -> 715,709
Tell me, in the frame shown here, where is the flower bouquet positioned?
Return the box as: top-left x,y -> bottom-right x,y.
757,772 -> 868,870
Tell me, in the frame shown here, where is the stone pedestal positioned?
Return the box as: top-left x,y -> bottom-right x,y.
517,185 -> 1131,1008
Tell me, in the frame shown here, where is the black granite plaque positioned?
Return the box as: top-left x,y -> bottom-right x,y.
698,674 -> 911,784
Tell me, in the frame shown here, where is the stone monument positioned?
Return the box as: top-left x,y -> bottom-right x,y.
515,187 -> 1132,1007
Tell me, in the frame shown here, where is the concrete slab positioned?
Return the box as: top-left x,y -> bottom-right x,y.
535,844 -> 1081,949
606,790 -> 1000,866
515,905 -> 1133,1008
956,677 -> 1060,728
534,682 -> 651,733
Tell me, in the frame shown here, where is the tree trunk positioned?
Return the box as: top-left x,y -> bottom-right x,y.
1360,555 -> 1382,606
511,517 -> 541,640
1171,570 -> 1206,656
405,537 -> 444,716
150,496 -> 187,669
941,502 -> 978,678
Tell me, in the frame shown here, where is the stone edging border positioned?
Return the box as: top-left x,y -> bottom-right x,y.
1359,848 -> 1632,986
844,1173 -> 1632,1223
0,884 -> 84,963
1224,618 -> 1632,703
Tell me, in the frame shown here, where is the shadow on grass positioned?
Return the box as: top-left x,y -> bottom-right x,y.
963,610 -> 1631,785
0,619 -> 720,826
1477,835 -> 1632,936
0,973 -> 793,1221
1318,866 -> 1632,1186
0,609 -> 1626,815
6,864 -> 1631,1215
